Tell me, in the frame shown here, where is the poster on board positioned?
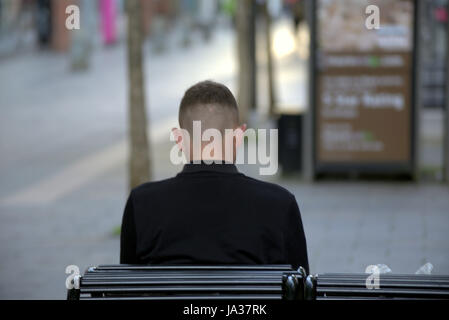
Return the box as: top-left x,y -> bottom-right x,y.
314,0 -> 416,172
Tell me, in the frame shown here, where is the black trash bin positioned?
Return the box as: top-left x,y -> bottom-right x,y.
278,113 -> 303,174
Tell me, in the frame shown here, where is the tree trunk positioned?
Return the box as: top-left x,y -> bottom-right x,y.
445,17 -> 449,183
236,0 -> 256,124
126,0 -> 150,190
263,1 -> 276,116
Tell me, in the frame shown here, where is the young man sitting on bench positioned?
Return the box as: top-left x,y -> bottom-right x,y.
120,80 -> 309,273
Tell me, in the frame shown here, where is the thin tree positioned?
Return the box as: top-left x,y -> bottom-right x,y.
236,0 -> 256,124
126,0 -> 151,189
445,18 -> 449,183
263,1 -> 276,116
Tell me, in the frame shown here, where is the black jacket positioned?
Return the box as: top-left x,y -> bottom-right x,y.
120,163 -> 309,272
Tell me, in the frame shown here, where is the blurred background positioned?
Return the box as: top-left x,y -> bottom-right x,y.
0,0 -> 448,299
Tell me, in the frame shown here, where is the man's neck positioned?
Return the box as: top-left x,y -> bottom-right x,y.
189,158 -> 234,164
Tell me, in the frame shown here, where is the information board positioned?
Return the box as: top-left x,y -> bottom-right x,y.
313,0 -> 416,173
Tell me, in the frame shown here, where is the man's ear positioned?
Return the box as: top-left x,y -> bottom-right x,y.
234,123 -> 247,148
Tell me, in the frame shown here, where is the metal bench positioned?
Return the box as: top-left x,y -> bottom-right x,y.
67,265 -> 306,300
67,265 -> 449,300
304,273 -> 449,300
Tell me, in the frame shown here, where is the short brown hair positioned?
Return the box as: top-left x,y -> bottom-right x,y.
179,80 -> 239,131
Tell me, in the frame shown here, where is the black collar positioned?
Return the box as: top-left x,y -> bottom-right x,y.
178,161 -> 239,175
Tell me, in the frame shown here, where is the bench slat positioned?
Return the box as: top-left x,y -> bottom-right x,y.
80,294 -> 283,300
80,285 -> 282,293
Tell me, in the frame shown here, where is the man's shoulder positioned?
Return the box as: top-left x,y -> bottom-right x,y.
130,173 -> 296,205
131,177 -> 178,198
238,175 -> 296,203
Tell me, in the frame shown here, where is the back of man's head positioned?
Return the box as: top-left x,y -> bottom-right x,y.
179,80 -> 239,135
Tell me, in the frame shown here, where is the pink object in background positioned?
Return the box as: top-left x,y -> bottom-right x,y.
100,0 -> 117,45
434,7 -> 448,23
